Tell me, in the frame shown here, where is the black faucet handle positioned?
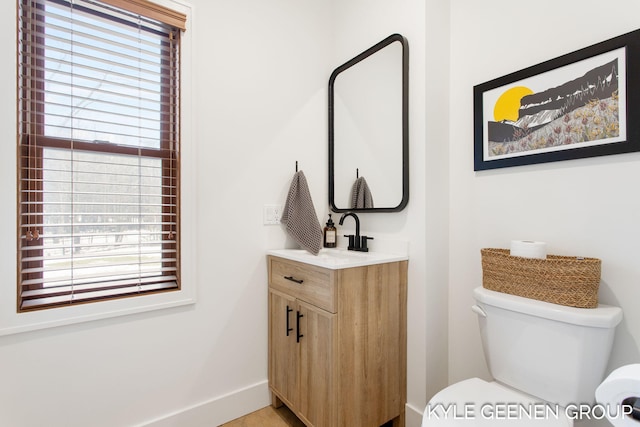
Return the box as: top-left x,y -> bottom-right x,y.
343,234 -> 356,249
359,236 -> 374,252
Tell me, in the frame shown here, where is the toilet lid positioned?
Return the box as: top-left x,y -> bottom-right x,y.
422,378 -> 572,427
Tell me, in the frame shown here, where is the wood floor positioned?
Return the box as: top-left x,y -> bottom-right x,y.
219,405 -> 306,427
219,405 -> 397,427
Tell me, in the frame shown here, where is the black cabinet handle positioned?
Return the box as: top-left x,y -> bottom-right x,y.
296,311 -> 304,343
284,275 -> 303,284
286,305 -> 293,336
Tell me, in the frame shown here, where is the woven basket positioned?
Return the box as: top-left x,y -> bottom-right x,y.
480,248 -> 601,308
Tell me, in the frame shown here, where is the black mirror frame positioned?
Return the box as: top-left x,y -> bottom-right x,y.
328,33 -> 409,213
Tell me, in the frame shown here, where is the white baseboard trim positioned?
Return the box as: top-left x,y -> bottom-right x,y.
137,382 -> 424,427
405,402 -> 424,427
137,380 -> 271,427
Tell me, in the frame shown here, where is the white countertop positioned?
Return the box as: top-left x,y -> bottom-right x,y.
267,248 -> 408,270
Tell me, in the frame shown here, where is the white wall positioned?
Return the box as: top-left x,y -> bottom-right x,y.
449,1 -> 640,426
330,0 -> 450,423
0,1 -> 332,426
0,0 -> 449,426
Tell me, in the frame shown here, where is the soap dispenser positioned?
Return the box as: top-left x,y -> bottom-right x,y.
323,214 -> 337,248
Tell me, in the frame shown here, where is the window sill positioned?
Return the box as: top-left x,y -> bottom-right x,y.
0,285 -> 195,336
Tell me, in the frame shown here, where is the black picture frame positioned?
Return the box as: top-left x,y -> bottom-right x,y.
474,29 -> 640,171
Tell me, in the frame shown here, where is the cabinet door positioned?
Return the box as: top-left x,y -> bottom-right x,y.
269,289 -> 298,408
297,300 -> 336,427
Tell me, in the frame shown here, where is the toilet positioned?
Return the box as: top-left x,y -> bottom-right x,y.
423,286 -> 623,426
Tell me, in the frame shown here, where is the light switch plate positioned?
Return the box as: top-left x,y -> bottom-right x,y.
263,204 -> 284,225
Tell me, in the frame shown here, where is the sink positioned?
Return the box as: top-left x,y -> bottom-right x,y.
267,248 -> 408,270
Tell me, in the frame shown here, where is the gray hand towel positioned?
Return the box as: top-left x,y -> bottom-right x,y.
350,176 -> 374,209
281,170 -> 323,255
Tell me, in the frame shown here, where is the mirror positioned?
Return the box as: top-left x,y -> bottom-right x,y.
329,34 -> 409,213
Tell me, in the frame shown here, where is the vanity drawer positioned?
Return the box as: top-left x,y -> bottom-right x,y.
268,256 -> 336,313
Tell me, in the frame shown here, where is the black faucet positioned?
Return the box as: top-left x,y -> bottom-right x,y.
339,212 -> 373,252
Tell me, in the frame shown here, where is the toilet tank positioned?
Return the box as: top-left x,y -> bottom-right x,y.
473,286 -> 623,407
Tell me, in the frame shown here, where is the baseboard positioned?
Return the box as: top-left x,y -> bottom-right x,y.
405,402 -> 424,427
137,382 -> 423,427
137,380 -> 271,427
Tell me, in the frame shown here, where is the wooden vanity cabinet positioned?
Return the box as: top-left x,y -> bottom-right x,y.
267,255 -> 408,427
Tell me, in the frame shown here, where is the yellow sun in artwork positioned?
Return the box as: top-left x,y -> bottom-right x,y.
493,86 -> 534,122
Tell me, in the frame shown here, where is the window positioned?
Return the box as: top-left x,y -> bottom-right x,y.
17,0 -> 186,311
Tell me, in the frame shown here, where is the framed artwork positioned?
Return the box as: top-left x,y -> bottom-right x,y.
474,29 -> 640,171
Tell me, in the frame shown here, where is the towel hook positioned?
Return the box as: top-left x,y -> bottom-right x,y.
296,161 -> 298,172
356,168 -> 359,178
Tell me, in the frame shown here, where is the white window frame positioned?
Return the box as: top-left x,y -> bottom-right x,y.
1,0 -> 195,336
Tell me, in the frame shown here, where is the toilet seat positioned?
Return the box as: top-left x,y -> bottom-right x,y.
422,378 -> 572,426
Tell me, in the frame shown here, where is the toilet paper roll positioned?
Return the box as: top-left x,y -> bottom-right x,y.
595,364 -> 640,427
509,240 -> 547,259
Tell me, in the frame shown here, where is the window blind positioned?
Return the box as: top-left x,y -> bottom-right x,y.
17,0 -> 182,311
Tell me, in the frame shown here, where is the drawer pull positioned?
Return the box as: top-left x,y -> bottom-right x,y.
296,311 -> 304,343
284,275 -> 304,284
286,305 -> 293,336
